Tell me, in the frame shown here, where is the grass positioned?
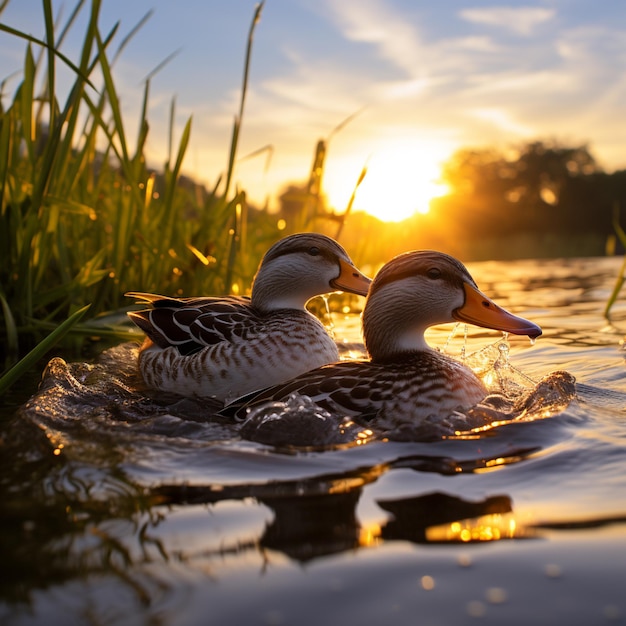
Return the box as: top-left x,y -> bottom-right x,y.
604,207 -> 626,323
0,0 -> 281,392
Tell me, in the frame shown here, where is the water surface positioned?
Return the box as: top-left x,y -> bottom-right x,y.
1,256 -> 625,625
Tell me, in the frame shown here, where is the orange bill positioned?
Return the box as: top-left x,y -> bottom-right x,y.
330,258 -> 372,296
453,282 -> 542,338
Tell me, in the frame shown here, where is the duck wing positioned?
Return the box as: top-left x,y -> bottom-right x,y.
221,351 -> 488,427
221,359 -> 381,420
126,293 -> 257,355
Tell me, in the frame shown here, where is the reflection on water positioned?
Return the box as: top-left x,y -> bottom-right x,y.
1,256 -> 626,624
0,439 -> 531,601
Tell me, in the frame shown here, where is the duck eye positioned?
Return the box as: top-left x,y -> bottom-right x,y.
427,267 -> 442,279
308,246 -> 320,256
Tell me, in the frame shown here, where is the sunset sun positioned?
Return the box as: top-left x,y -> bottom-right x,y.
324,140 -> 452,223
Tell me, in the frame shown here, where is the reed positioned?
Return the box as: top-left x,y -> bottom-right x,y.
604,207 -> 626,323
0,0 -> 275,391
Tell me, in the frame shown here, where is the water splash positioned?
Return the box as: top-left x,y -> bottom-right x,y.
441,323 -> 470,363
463,337 -> 535,395
462,324 -> 469,362
18,344 -> 232,453
460,369 -> 577,438
17,333 -> 576,451
240,393 -> 375,448
320,293 -> 335,339
442,322 -> 461,354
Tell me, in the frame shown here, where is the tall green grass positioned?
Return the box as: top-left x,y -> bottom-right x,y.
0,0 -> 279,389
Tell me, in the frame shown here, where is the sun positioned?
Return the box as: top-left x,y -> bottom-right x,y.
324,139 -> 452,223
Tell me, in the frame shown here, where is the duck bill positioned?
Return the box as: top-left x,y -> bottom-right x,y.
453,283 -> 542,339
330,258 -> 372,296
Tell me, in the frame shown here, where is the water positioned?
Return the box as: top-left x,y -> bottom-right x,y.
1,256 -> 625,625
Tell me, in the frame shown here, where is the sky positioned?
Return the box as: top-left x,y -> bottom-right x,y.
1,0 -> 625,222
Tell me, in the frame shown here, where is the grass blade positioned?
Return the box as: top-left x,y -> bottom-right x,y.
0,22 -> 96,91
0,292 -> 18,362
223,0 -> 264,198
43,0 -> 56,130
0,304 -> 91,396
604,206 -> 626,322
19,44 -> 35,164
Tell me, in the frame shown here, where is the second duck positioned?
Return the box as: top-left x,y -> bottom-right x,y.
127,233 -> 371,401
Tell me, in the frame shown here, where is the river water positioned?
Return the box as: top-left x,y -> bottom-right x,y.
1,256 -> 625,625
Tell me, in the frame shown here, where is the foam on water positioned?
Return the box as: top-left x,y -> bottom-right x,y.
18,335 -> 576,453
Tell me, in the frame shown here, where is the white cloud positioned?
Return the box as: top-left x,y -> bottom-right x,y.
468,107 -> 534,135
446,36 -> 501,53
460,6 -> 555,36
320,0 -> 430,79
173,0 -> 626,195
464,70 -> 577,96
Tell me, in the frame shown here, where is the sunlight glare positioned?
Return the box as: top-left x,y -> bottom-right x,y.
324,140 -> 451,223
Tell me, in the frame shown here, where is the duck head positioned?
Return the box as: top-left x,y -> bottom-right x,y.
251,233 -> 372,311
363,250 -> 541,361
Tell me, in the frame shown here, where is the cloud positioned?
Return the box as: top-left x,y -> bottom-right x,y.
468,107 -> 534,135
188,0 -> 626,195
459,6 -> 555,36
319,0 -> 430,79
464,70 -> 577,96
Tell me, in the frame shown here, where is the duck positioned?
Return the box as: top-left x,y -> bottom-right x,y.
126,233 -> 372,401
222,250 -> 542,436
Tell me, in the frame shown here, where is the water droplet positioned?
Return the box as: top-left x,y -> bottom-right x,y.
463,324 -> 468,352
544,563 -> 562,578
420,575 -> 435,590
529,337 -> 536,346
442,322 -> 460,354
603,605 -> 622,621
320,294 -> 335,338
263,610 -> 284,625
457,553 -> 472,568
485,587 -> 508,604
466,601 -> 486,617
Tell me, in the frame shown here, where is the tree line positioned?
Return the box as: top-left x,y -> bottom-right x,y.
277,140 -> 626,265
431,141 -> 626,259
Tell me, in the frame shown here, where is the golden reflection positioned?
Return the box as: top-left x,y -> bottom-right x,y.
355,428 -> 375,445
358,522 -> 382,548
426,512 -> 534,543
481,370 -> 499,388
327,465 -> 388,494
337,419 -> 376,446
486,456 -> 507,468
327,476 -> 370,494
474,453 -> 528,472
340,349 -> 367,360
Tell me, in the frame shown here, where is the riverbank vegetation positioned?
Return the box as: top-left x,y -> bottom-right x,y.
0,0 -> 283,388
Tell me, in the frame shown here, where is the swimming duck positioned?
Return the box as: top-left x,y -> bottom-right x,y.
126,233 -> 371,401
222,250 -> 542,435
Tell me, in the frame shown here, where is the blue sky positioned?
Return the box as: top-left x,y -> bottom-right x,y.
1,0 -> 625,221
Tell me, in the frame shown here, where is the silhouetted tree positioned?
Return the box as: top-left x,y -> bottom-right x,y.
432,140 -> 625,258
